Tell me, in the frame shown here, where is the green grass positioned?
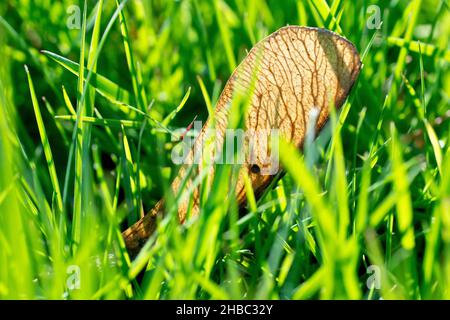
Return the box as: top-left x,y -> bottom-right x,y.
0,0 -> 450,299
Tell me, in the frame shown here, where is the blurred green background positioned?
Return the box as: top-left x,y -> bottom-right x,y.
0,0 -> 449,299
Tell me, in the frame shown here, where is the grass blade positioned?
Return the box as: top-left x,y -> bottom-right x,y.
42,50 -> 132,106
25,66 -> 63,215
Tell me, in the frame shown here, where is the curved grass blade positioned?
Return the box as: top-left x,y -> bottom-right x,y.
56,115 -> 142,128
162,87 -> 191,126
42,50 -> 132,107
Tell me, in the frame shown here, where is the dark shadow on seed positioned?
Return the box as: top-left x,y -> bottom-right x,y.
316,29 -> 358,95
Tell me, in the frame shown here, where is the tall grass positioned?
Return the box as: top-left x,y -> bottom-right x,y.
0,0 -> 449,299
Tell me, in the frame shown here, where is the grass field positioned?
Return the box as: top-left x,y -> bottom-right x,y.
0,0 -> 449,299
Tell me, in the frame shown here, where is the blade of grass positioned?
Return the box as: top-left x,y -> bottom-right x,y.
162,87 -> 191,126
71,0 -> 88,247
42,50 -> 132,106
121,125 -> 138,224
25,66 -> 63,215
213,0 -> 236,73
56,115 -> 142,128
116,0 -> 147,111
307,0 -> 343,34
197,75 -> 214,118
292,267 -> 324,299
387,37 -> 450,62
62,86 -> 76,115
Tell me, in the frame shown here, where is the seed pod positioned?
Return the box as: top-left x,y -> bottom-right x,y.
123,26 -> 361,257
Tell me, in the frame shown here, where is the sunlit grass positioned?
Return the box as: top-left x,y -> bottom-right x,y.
0,0 -> 450,299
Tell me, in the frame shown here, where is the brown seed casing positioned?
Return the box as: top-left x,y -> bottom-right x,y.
123,26 -> 361,256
